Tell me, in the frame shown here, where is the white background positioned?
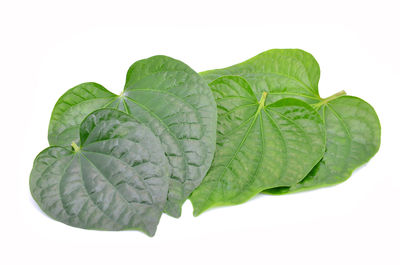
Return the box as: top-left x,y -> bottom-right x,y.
1,1 -> 399,264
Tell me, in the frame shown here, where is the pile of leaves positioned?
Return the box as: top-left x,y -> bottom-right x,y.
30,50 -> 381,236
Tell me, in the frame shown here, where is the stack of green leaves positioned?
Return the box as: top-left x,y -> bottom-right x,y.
30,50 -> 381,236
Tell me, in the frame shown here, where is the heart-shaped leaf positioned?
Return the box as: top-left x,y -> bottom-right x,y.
30,109 -> 170,236
267,96 -> 381,194
200,49 -> 381,193
189,76 -> 325,215
201,49 -> 321,104
48,56 -> 217,217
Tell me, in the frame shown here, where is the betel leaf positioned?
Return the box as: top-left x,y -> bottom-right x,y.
201,49 -> 321,104
30,109 -> 170,236
47,56 -> 217,217
267,95 -> 381,194
200,49 -> 381,193
48,82 -> 117,146
189,76 -> 325,215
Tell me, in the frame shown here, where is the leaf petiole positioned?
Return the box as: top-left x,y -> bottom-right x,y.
313,90 -> 346,109
257,91 -> 268,113
71,141 -> 80,152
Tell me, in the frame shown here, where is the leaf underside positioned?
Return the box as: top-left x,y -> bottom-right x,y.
200,49 -> 381,194
31,109 -> 170,236
189,76 -> 325,215
47,55 -> 217,217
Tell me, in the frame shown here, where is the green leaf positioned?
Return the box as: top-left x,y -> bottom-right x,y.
201,49 -> 321,104
201,49 -> 381,194
48,82 -> 118,146
48,55 -> 217,217
30,109 -> 170,236
267,96 -> 381,194
189,76 -> 325,215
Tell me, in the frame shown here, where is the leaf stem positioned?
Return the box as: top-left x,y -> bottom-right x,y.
257,91 -> 268,113
71,141 -> 80,152
314,90 -> 346,108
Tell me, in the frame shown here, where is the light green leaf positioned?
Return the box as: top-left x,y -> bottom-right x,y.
189,76 -> 325,215
31,109 -> 170,236
48,82 -> 118,146
267,96 -> 381,194
48,55 -> 217,217
201,49 -> 381,194
201,49 -> 321,104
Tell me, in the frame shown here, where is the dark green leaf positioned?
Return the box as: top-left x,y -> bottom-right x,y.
189,76 -> 325,215
48,56 -> 217,217
31,109 -> 170,236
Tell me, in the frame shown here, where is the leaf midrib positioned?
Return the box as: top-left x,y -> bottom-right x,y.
212,104 -> 262,199
262,108 -> 288,184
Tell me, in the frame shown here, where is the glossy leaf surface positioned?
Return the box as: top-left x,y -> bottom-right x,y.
267,96 -> 381,194
201,49 -> 381,193
201,49 -> 321,104
48,82 -> 118,146
48,56 -> 217,217
31,109 -> 170,236
189,76 -> 325,215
